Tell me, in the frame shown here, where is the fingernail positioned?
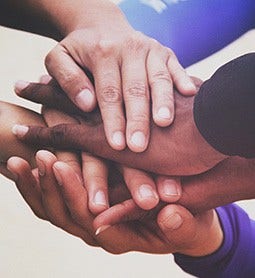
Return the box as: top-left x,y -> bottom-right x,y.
53,163 -> 63,186
12,124 -> 29,137
163,180 -> 180,196
131,131 -> 146,149
93,190 -> 107,207
95,225 -> 111,236
162,213 -> 183,230
185,80 -> 196,92
75,89 -> 94,111
157,107 -> 171,120
14,80 -> 29,94
36,158 -> 45,176
139,184 -> 157,199
112,131 -> 125,147
6,162 -> 18,182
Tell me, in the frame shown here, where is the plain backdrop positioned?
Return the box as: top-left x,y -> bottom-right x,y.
0,18 -> 255,278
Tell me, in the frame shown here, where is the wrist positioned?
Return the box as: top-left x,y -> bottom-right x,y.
57,0 -> 131,37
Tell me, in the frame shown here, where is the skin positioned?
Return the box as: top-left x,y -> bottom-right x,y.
7,151 -> 223,257
14,80 -> 226,176
0,100 -> 222,258
11,81 -> 255,226
0,0 -> 196,152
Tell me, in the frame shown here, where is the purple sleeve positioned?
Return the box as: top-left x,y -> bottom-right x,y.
174,204 -> 255,278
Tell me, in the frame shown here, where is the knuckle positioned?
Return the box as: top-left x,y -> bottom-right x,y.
94,39 -> 115,57
150,70 -> 171,85
100,85 -> 122,104
126,32 -> 148,52
49,124 -> 68,146
59,69 -> 81,90
125,82 -> 148,99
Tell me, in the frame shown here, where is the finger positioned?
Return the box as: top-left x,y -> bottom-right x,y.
156,176 -> 182,203
0,162 -> 17,181
16,81 -> 85,117
7,156 -> 47,220
81,152 -> 109,215
157,205 -> 220,256
167,52 -> 196,95
52,160 -> 96,237
121,166 -> 159,210
122,36 -> 150,152
93,58 -> 126,150
39,74 -> 52,84
36,150 -> 95,243
93,199 -> 156,231
147,49 -> 174,126
45,45 -> 96,112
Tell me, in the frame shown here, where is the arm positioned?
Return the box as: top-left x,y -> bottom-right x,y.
0,0 -> 124,41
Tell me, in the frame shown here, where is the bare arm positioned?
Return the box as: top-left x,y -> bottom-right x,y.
0,0 -> 124,40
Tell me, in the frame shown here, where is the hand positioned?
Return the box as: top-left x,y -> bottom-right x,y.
6,151 -> 223,257
95,156 -> 255,228
48,24 -> 196,152
13,80 -> 226,175
42,103 -> 180,212
15,0 -> 196,153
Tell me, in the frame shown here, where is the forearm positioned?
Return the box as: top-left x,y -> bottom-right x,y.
0,0 -> 128,40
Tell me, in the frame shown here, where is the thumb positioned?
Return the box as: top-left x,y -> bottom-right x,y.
157,204 -> 198,252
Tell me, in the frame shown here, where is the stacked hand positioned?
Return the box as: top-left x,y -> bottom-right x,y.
8,79 -> 255,252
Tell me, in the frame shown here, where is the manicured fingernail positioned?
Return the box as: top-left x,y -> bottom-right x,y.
94,190 -> 107,207
163,180 -> 180,196
75,89 -> 94,111
112,131 -> 125,147
53,163 -> 63,186
131,131 -> 146,149
14,80 -> 29,94
139,184 -> 157,199
95,225 -> 111,236
12,124 -> 29,137
162,213 -> 183,230
157,107 -> 171,120
36,158 -> 45,177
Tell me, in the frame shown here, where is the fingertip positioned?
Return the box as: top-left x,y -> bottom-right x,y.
14,80 -> 30,95
128,131 -> 148,153
158,205 -> 186,232
110,131 -> 126,151
135,184 -> 159,210
75,88 -> 96,112
180,78 -> 197,96
89,190 -> 109,215
157,178 -> 182,203
153,106 -> 174,127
